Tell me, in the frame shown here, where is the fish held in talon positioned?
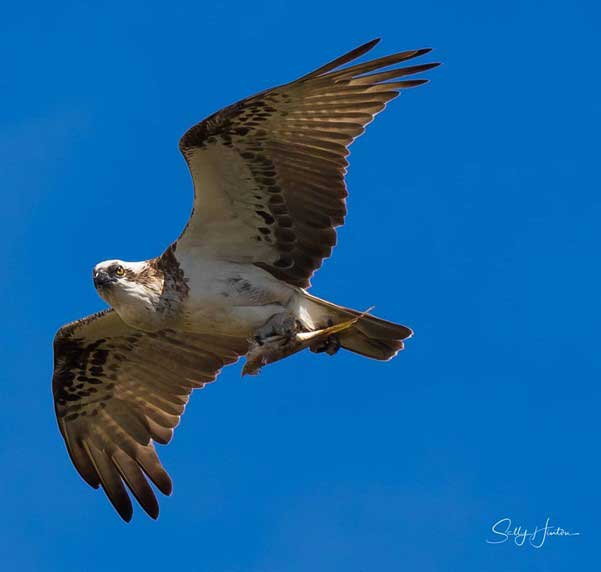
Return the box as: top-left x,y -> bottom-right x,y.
243,314 -> 363,376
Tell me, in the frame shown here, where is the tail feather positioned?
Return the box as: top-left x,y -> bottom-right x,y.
297,293 -> 412,361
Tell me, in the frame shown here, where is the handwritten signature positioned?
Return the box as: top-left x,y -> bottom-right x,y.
486,517 -> 580,548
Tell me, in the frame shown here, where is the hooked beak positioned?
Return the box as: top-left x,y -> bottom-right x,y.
93,270 -> 116,289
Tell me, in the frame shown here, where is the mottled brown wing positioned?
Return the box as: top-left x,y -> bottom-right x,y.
178,39 -> 439,287
52,309 -> 247,521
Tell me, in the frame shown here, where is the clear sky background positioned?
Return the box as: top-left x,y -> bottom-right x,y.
1,1 -> 598,570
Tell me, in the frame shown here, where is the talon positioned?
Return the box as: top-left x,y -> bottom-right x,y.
310,333 -> 341,356
325,334 -> 341,355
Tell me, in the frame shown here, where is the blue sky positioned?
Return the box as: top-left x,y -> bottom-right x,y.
1,0 -> 598,570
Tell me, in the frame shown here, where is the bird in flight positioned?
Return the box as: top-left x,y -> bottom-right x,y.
52,39 -> 439,521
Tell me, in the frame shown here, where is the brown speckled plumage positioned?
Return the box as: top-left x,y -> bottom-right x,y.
52,310 -> 247,521
156,244 -> 190,299
179,39 -> 438,287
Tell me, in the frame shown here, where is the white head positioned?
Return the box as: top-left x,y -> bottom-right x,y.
92,259 -> 164,329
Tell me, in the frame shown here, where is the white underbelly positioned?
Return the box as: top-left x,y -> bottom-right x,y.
176,255 -> 296,336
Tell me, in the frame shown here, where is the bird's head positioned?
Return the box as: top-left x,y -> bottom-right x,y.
92,259 -> 163,317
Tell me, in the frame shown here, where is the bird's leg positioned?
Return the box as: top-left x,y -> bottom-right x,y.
309,319 -> 341,356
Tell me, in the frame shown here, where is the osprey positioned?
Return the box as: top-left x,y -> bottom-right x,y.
52,39 -> 439,521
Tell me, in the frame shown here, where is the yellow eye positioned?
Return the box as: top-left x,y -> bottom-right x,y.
114,265 -> 125,277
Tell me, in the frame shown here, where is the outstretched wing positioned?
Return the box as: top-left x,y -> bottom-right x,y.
178,39 -> 439,287
52,309 -> 247,521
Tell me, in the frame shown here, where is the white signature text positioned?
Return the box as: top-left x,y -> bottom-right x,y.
486,517 -> 580,548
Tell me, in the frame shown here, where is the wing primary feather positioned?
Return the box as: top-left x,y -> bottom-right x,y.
83,441 -> 133,522
351,62 -> 441,85
112,450 -> 160,520
326,48 -> 432,81
136,447 -> 173,496
395,79 -> 430,88
296,38 -> 381,81
61,427 -> 101,488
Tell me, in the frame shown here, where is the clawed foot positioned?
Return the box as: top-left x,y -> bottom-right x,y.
309,319 -> 341,356
254,314 -> 301,347
310,334 -> 341,355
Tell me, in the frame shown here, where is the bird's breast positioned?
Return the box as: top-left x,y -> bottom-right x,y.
175,256 -> 295,336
